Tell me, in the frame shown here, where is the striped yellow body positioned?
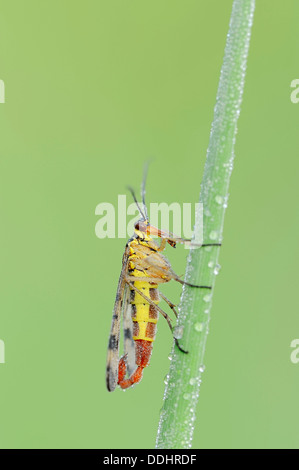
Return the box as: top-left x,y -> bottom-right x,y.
128,233 -> 160,343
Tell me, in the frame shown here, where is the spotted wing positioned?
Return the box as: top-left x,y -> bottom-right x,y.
106,245 -> 130,392
122,285 -> 136,377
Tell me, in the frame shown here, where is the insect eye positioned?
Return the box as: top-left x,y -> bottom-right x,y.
135,221 -> 146,232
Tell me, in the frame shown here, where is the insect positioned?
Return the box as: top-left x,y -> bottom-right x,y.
106,168 -> 220,391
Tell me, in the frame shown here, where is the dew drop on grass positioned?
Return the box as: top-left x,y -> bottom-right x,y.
208,261 -> 214,268
215,195 -> 224,205
203,294 -> 211,302
194,322 -> 203,332
213,263 -> 221,275
209,230 -> 218,240
183,393 -> 190,400
173,325 -> 184,339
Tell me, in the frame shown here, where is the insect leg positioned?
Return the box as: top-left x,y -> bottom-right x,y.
159,292 -> 178,318
174,240 -> 222,248
158,292 -> 188,353
127,281 -> 173,330
199,243 -> 222,247
146,223 -> 222,248
174,277 -> 212,289
126,274 -> 211,289
156,238 -> 167,252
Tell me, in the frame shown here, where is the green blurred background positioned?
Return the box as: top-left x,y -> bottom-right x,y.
0,0 -> 298,449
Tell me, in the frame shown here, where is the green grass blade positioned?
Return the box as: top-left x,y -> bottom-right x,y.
156,0 -> 256,449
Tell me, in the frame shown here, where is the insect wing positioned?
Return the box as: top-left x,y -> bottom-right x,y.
123,285 -> 136,377
106,246 -> 129,392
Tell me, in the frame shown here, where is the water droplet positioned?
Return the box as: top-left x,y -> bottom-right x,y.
208,261 -> 214,268
203,294 -> 211,302
183,393 -> 190,400
189,378 -> 196,385
164,374 -> 169,385
173,325 -> 184,339
199,364 -> 205,373
215,195 -> 223,205
194,322 -> 203,332
209,230 -> 218,240
168,354 -> 173,361
213,263 -> 221,275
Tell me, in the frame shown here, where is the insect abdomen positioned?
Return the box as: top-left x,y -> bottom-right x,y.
130,280 -> 159,367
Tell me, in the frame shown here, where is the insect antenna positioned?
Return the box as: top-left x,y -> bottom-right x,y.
141,161 -> 150,221
127,186 -> 146,220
